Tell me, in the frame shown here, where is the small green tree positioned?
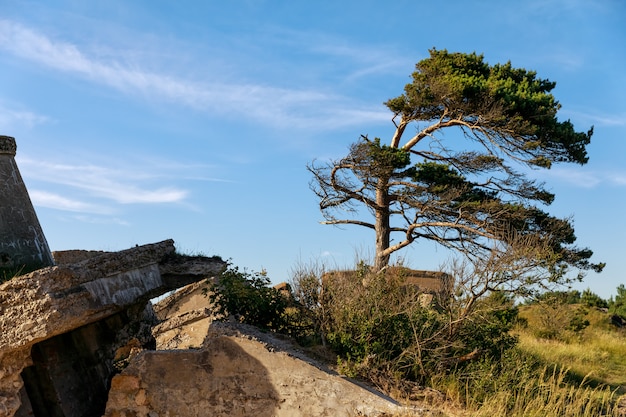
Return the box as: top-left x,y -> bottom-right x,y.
609,284 -> 626,318
532,292 -> 590,341
581,288 -> 608,309
531,290 -> 581,305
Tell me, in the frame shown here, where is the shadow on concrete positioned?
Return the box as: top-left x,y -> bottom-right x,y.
105,337 -> 279,417
203,321 -> 401,409
18,313 -> 131,417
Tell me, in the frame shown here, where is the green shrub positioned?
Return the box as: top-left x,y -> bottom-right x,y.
288,259 -> 329,346
567,307 -> 591,337
206,263 -> 288,331
454,292 -> 519,360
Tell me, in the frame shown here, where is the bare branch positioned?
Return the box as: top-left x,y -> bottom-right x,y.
321,219 -> 375,229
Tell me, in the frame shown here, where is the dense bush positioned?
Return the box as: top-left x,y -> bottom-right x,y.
206,263 -> 289,331
455,291 -> 519,360
293,262 -> 519,383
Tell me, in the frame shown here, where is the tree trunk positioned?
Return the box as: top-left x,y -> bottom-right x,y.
374,178 -> 391,271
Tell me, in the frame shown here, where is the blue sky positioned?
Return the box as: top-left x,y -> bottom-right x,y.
0,0 -> 624,298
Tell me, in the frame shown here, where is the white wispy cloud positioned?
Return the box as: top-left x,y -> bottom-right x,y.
562,110 -> 626,127
532,166 -> 626,188
0,19 -> 389,130
70,215 -> 130,226
0,103 -> 50,129
303,34 -> 414,81
19,158 -> 189,206
29,190 -> 112,213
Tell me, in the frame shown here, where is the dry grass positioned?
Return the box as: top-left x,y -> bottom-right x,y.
384,363 -> 622,417
468,366 -> 620,417
516,305 -> 626,390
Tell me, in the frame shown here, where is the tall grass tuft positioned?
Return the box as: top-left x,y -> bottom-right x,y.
472,366 -> 619,416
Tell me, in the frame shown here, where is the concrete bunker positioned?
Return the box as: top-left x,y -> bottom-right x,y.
1,243 -> 226,417
0,242 -> 226,417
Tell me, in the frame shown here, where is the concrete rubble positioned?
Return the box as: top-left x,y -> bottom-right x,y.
0,240 -> 226,417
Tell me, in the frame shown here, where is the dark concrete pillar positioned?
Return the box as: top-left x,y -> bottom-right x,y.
0,135 -> 54,278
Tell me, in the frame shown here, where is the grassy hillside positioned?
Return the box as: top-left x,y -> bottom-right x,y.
388,303 -> 626,416
516,303 -> 626,391
413,304 -> 626,416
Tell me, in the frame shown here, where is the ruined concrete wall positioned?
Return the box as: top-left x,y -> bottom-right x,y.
152,281 -> 222,350
323,267 -> 452,294
0,240 -> 226,417
0,241 -> 176,354
0,136 -> 53,278
104,337 -> 280,417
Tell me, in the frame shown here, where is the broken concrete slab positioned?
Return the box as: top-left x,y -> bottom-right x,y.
0,240 -> 225,352
152,280 -> 222,350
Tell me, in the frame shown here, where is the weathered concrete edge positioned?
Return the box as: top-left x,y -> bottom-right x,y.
0,240 -> 226,352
